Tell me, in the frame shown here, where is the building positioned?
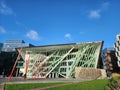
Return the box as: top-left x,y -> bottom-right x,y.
114,34 -> 120,67
0,40 -> 34,76
102,48 -> 120,76
14,41 -> 103,79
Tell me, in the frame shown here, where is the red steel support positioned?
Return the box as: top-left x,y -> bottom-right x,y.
24,53 -> 30,80
8,48 -> 23,81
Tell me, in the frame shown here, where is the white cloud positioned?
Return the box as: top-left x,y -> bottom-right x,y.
88,2 -> 110,19
0,1 -> 14,15
65,33 -> 71,39
26,30 -> 40,40
89,10 -> 100,19
0,26 -> 6,34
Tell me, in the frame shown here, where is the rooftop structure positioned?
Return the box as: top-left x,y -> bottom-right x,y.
2,40 -> 33,52
15,41 -> 103,79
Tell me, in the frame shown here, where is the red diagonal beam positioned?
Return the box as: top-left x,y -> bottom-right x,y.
8,48 -> 23,81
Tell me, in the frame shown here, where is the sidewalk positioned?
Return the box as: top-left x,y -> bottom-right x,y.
0,84 -> 4,90
31,83 -> 73,90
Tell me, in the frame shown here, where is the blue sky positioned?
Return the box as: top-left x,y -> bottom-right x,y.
0,0 -> 120,48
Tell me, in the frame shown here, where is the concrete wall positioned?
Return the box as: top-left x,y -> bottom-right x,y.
75,67 -> 107,80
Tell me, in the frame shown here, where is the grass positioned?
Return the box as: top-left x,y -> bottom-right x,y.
4,79 -> 109,90
106,74 -> 120,90
4,82 -> 65,90
46,79 -> 109,90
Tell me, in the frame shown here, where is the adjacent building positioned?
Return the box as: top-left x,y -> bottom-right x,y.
102,48 -> 120,76
114,34 -> 120,67
0,40 -> 34,76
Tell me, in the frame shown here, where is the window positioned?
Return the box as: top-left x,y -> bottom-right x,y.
68,61 -> 73,66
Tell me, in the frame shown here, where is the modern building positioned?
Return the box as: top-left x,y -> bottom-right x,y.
0,40 -> 34,76
114,34 -> 120,67
14,41 -> 103,79
102,48 -> 120,76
